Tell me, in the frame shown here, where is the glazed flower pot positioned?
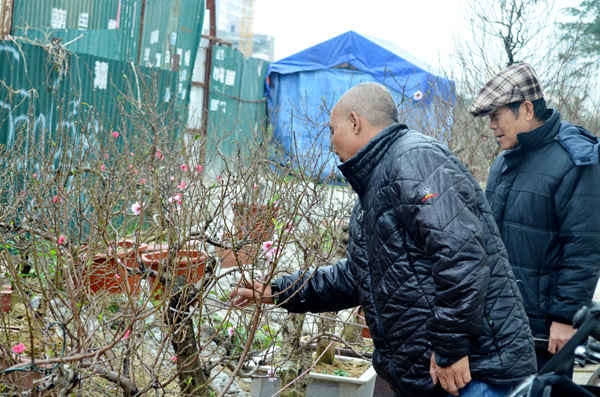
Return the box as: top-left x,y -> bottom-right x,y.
83,240 -> 147,295
141,249 -> 208,295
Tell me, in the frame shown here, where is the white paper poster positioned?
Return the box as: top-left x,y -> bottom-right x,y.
78,13 -> 89,30
51,8 -> 67,29
94,62 -> 109,90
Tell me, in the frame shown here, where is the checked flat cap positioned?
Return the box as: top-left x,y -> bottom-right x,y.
470,63 -> 544,117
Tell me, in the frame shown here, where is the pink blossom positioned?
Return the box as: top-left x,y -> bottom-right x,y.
139,178 -> 146,185
131,202 -> 142,215
122,329 -> 130,340
171,355 -> 177,362
100,164 -> 107,172
216,175 -> 222,182
195,165 -> 203,173
114,273 -> 121,280
168,193 -> 183,206
155,150 -> 164,160
112,131 -> 120,138
11,343 -> 25,354
261,241 -> 277,261
177,180 -> 187,190
58,235 -> 66,245
32,173 -> 37,179
180,164 -> 189,172
52,195 -> 61,204
227,327 -> 235,337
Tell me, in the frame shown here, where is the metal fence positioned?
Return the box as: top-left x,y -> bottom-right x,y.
0,40 -> 180,153
203,44 -> 268,169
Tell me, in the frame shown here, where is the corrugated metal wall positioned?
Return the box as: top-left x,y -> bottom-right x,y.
138,0 -> 204,100
10,0 -> 204,102
11,0 -> 141,61
0,40 -> 179,150
205,44 -> 268,169
3,1 -> 273,172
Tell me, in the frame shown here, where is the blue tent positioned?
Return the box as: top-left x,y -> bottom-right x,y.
266,30 -> 456,181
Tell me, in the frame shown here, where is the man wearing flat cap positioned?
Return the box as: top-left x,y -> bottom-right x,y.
471,62 -> 600,373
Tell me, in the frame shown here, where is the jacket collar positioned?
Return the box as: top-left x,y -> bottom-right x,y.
338,122 -> 408,194
503,110 -> 560,170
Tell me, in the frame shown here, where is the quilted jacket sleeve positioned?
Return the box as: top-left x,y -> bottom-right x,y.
549,163 -> 600,324
394,146 -> 491,366
271,259 -> 360,313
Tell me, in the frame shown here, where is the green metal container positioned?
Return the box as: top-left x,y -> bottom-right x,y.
11,0 -> 142,62
205,44 -> 268,169
10,0 -> 205,77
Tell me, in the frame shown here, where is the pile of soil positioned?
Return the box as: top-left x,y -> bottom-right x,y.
312,357 -> 370,378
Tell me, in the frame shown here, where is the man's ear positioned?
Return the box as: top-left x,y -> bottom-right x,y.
522,101 -> 535,120
349,111 -> 361,134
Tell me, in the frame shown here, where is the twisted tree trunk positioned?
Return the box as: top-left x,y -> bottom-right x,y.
166,282 -> 211,396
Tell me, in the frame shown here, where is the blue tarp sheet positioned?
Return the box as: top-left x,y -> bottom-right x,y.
266,30 -> 456,181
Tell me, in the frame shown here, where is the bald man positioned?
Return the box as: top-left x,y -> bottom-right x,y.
231,83 -> 536,397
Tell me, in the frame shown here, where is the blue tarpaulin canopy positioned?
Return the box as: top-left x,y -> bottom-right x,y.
266,30 -> 456,181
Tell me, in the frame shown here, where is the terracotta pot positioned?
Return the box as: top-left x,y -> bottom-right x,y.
216,245 -> 259,268
357,311 -> 371,338
361,326 -> 371,339
233,202 -> 277,242
141,249 -> 208,294
0,284 -> 12,313
83,240 -> 147,295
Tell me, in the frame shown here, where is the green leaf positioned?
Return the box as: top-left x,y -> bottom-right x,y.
333,369 -> 349,377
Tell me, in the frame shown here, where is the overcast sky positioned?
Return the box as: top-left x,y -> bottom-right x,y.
253,0 -> 581,69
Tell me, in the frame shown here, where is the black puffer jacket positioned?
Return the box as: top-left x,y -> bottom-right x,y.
486,110 -> 600,340
272,123 -> 536,396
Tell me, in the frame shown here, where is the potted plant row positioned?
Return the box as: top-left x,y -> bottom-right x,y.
80,240 -> 208,296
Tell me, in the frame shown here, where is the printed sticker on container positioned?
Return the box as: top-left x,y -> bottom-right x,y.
78,13 -> 89,30
94,61 -> 109,90
51,8 -> 67,29
150,30 -> 159,44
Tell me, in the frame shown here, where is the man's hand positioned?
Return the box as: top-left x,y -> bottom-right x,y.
230,279 -> 273,307
548,321 -> 576,354
430,354 -> 471,396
